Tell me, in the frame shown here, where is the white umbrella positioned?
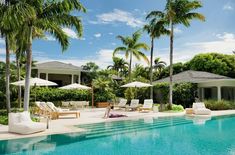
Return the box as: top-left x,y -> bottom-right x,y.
59,83 -> 91,90
11,78 -> 57,86
11,78 -> 57,101
121,81 -> 152,98
121,81 -> 153,88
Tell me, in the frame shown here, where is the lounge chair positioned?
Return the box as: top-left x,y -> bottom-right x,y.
115,99 -> 127,109
62,101 -> 70,108
193,102 -> 211,115
8,111 -> 46,134
46,102 -> 80,119
139,99 -> 153,112
126,99 -> 139,111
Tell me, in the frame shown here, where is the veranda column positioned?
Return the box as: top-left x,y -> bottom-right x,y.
46,73 -> 48,80
201,88 -> 205,101
78,72 -> 81,84
71,74 -> 74,84
217,86 -> 221,101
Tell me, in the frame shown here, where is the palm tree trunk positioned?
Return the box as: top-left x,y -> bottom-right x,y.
150,37 -> 154,99
5,35 -> 11,113
169,21 -> 174,109
128,51 -> 133,81
16,53 -> 22,108
23,26 -> 33,111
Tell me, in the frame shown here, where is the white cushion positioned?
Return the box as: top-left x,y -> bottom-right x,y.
19,111 -> 32,122
8,113 -> 20,125
118,99 -> 127,107
194,108 -> 211,115
143,99 -> 153,109
193,102 -> 206,109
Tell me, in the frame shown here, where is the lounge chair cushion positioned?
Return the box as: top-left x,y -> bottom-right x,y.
194,108 -> 211,115
8,112 -> 46,134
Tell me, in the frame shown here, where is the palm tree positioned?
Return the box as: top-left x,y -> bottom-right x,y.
165,0 -> 205,108
21,0 -> 86,111
144,12 -> 170,99
154,57 -> 167,72
107,57 -> 128,76
0,1 -> 34,112
113,30 -> 150,81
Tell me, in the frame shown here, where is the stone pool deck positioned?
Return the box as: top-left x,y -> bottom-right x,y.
1,109 -> 235,140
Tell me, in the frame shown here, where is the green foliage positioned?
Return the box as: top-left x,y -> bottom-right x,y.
31,87 -> 91,106
171,104 -> 184,112
154,82 -> 197,108
186,53 -> 235,77
204,100 -> 235,110
173,83 -> 197,107
0,115 -> 8,125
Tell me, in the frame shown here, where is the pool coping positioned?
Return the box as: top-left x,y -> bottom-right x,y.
1,110 -> 235,141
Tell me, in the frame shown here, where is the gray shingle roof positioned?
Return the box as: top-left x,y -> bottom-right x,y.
153,70 -> 230,84
34,61 -> 82,71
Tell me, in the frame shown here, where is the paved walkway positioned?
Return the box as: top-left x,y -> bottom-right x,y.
0,109 -> 235,140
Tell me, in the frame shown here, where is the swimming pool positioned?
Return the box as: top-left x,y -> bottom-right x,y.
1,115 -> 235,155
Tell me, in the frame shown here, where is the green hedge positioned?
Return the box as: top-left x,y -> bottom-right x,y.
204,100 -> 235,110
153,82 -> 197,108
31,87 -> 91,106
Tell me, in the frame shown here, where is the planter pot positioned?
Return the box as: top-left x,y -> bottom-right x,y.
153,106 -> 159,113
96,102 -> 109,108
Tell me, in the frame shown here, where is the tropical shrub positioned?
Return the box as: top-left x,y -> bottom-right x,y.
204,100 -> 235,110
171,104 -> 184,112
31,87 -> 91,106
153,82 -> 197,108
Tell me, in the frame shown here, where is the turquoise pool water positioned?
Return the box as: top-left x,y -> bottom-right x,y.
1,115 -> 235,155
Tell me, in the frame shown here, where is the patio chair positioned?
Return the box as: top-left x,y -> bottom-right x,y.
115,99 -> 127,109
61,101 -> 70,108
126,99 -> 140,111
8,111 -> 46,134
46,102 -> 80,119
192,102 -> 211,115
139,99 -> 153,113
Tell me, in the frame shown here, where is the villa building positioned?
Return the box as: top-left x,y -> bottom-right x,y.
33,61 -> 89,87
154,70 -> 235,102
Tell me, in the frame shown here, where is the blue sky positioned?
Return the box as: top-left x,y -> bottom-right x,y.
0,0 -> 235,68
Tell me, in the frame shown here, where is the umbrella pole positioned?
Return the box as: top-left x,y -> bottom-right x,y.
92,84 -> 94,108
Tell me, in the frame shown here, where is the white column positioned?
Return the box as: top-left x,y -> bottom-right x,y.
46,73 -> 48,80
217,86 -> 221,101
201,88 -> 205,101
38,72 -> 40,78
71,74 -> 74,84
78,72 -> 81,84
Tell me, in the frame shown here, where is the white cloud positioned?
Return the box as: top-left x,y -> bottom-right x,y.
94,33 -> 101,38
109,32 -> 113,35
174,27 -> 183,34
96,9 -> 145,28
156,32 -> 235,64
111,43 -> 116,46
45,35 -> 56,41
215,32 -> 234,41
62,28 -> 78,39
223,3 -> 233,11
80,37 -> 86,41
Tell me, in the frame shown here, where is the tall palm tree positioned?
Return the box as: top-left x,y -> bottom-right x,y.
21,0 -> 86,111
0,1 -> 34,112
113,30 -> 150,81
144,12 -> 170,99
165,0 -> 205,108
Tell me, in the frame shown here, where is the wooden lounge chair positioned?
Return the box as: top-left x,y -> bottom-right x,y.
139,99 -> 153,112
46,102 -> 80,119
126,99 -> 139,111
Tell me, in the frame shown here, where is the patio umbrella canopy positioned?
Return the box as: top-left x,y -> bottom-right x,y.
59,83 -> 91,90
11,78 -> 58,86
121,81 -> 153,88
